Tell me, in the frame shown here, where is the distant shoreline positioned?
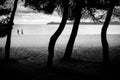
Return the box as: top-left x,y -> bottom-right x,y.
14,22 -> 120,25
47,22 -> 120,25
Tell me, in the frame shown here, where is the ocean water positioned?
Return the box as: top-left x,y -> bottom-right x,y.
12,24 -> 120,35
0,24 -> 120,47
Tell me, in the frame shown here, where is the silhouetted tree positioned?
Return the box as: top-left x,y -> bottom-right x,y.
5,0 -> 19,61
113,6 -> 120,21
0,9 -> 11,16
24,0 -> 63,67
0,1 -> 11,37
24,0 -> 72,67
24,0 -> 57,14
0,17 -> 10,37
63,0 -> 120,64
0,0 -> 11,16
47,0 -> 70,67
0,0 -> 6,5
84,1 -> 120,66
63,0 -> 83,61
86,0 -> 120,66
62,0 -> 103,61
24,0 -> 120,67
101,0 -> 118,66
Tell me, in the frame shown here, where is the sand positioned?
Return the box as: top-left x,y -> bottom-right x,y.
0,46 -> 120,80
0,34 -> 120,80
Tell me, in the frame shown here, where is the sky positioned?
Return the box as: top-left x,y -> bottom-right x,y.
14,1 -> 62,24
13,0 -> 110,24
0,0 -> 120,35
0,0 -> 120,24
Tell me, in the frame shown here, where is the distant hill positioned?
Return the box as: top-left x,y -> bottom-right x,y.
47,21 -> 120,25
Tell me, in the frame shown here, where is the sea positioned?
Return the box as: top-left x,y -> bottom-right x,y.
0,24 -> 120,47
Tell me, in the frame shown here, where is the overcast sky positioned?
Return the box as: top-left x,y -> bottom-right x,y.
14,1 -> 62,24
0,0 -> 119,24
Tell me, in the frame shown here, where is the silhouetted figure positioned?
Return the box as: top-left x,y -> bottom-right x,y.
17,29 -> 19,35
21,29 -> 23,35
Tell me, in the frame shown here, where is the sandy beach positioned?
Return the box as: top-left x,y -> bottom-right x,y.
0,34 -> 120,80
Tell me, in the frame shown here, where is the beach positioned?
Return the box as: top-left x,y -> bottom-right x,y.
0,24 -> 120,80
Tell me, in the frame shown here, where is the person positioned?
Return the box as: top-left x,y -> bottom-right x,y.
17,29 -> 19,35
21,29 -> 23,35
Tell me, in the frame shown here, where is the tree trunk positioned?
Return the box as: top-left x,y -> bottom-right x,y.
5,0 -> 18,61
63,8 -> 82,61
5,25 -> 12,61
47,7 -> 69,68
101,4 -> 115,66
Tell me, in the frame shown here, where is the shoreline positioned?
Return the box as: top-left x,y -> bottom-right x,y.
47,22 -> 120,25
14,22 -> 120,25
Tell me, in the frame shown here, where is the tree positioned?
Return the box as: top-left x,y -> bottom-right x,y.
113,6 -> 120,20
47,0 -> 70,67
0,9 -> 11,16
101,0 -> 118,66
63,0 -> 83,61
24,0 -> 72,67
0,0 -> 6,5
86,0 -> 120,66
63,0 -> 120,65
62,0 -> 103,61
5,0 -> 19,61
24,0 -> 57,14
24,0 -> 66,67
24,0 -> 120,67
0,1 -> 11,37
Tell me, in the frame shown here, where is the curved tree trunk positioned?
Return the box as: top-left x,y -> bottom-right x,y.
5,0 -> 18,61
101,4 -> 115,66
47,6 -> 69,67
63,7 -> 82,61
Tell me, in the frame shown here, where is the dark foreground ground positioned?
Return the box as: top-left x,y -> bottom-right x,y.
0,46 -> 120,80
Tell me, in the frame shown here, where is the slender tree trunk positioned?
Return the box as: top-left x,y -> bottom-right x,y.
5,0 -> 18,61
5,25 -> 12,61
63,8 -> 82,61
101,4 -> 115,66
47,7 -> 69,68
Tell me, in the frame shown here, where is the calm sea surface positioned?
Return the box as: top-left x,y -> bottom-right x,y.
0,24 -> 120,47
12,24 -> 120,35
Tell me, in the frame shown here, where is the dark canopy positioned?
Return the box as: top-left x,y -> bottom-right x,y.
0,0 -> 11,37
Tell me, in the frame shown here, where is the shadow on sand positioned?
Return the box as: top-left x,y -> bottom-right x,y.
0,46 -> 120,80
0,57 -> 118,80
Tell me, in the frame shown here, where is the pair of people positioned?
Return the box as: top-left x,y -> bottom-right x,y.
17,29 -> 23,35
